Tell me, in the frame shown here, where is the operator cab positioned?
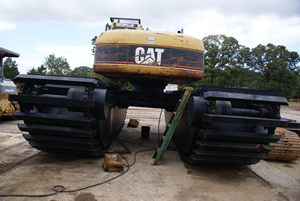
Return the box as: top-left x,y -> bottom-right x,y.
0,47 -> 19,94
105,17 -> 141,31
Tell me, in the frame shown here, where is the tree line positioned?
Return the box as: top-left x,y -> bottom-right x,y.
26,54 -> 112,83
3,34 -> 299,98
187,35 -> 299,98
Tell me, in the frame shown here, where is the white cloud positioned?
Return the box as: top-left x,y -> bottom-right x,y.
18,58 -> 44,74
245,15 -> 299,48
79,21 -> 106,29
17,45 -> 94,74
184,10 -> 300,51
1,0 -> 300,72
36,45 -> 94,69
1,0 -> 299,24
0,21 -> 16,31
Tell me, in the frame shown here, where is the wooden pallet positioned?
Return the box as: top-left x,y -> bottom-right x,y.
265,128 -> 300,161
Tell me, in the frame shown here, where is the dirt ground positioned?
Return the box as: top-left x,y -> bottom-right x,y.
0,107 -> 299,201
282,103 -> 300,111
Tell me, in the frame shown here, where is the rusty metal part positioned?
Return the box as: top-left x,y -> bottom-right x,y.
265,128 -> 300,161
93,63 -> 204,83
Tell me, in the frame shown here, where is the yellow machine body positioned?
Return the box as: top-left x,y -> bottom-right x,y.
93,28 -> 204,84
0,93 -> 15,117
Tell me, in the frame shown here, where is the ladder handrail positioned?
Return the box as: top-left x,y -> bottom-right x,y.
153,87 -> 193,165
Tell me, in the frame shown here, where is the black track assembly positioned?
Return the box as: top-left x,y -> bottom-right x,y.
169,86 -> 300,165
10,74 -> 126,155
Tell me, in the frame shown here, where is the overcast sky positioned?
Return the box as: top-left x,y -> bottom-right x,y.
0,0 -> 299,74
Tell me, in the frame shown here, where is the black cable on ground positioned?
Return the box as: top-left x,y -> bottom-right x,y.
0,149 -> 154,198
0,191 -> 58,198
125,148 -> 156,168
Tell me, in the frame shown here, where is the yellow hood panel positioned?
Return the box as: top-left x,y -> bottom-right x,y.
96,30 -> 204,52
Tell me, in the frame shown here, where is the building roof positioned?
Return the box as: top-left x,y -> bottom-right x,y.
0,47 -> 19,58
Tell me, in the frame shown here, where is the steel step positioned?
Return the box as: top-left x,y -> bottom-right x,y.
18,124 -> 97,138
194,86 -> 279,96
196,140 -> 273,152
23,134 -> 98,145
199,129 -> 280,143
192,149 -> 267,159
202,90 -> 288,105
203,114 -> 290,127
187,155 -> 260,165
35,147 -> 105,156
14,74 -> 101,87
13,111 -> 96,128
10,94 -> 95,108
28,141 -> 103,155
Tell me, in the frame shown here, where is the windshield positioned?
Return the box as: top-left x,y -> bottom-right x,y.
112,19 -> 140,24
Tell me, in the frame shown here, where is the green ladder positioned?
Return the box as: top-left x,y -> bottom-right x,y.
153,87 -> 193,165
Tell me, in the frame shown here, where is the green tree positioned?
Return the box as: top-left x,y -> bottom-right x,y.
187,35 -> 299,98
292,75 -> 300,98
27,64 -> 47,74
247,44 -> 299,97
44,54 -> 71,75
70,66 -> 117,85
200,35 -> 245,88
286,51 -> 300,72
28,54 -> 71,76
3,57 -> 19,80
71,66 -> 94,77
202,35 -> 224,85
91,36 -> 97,55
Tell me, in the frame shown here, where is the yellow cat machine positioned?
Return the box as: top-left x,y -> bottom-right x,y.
9,18 -> 300,165
0,48 -> 19,118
